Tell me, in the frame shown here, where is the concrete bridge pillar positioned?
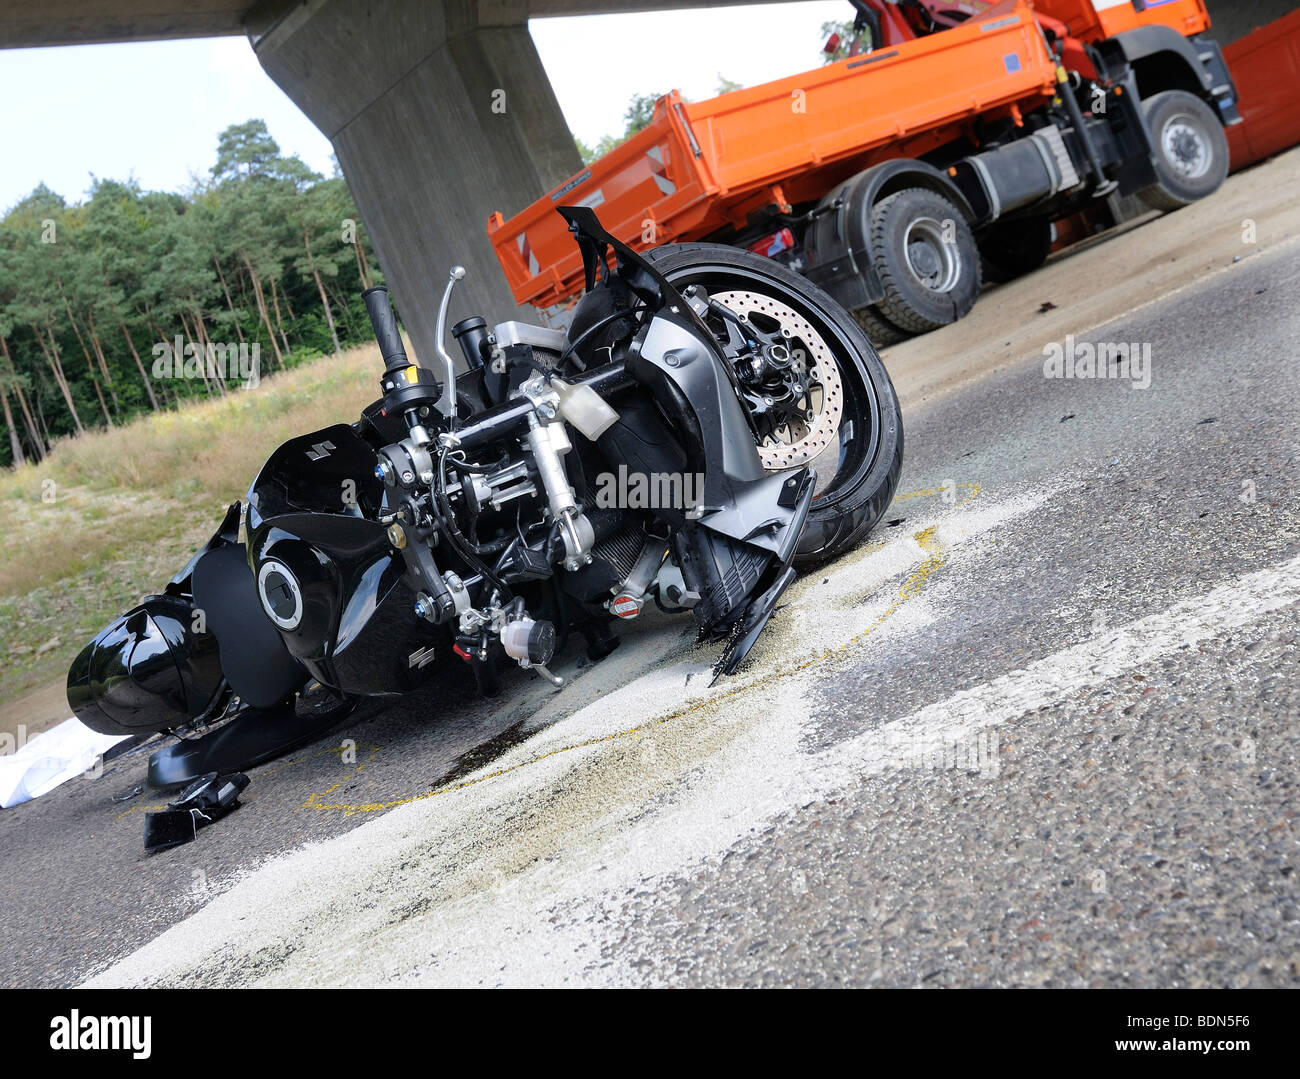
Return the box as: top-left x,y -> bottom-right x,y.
246,0 -> 582,363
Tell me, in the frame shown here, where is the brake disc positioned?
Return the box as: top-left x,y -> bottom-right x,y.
711,289 -> 844,470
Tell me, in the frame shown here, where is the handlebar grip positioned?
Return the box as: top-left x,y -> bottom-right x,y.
362,286 -> 409,373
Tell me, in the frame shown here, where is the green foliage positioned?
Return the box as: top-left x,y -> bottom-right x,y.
576,90 -> 668,165
575,78 -> 737,169
0,119 -> 383,467
623,92 -> 661,137
211,119 -> 285,182
575,134 -> 622,166
821,19 -> 872,64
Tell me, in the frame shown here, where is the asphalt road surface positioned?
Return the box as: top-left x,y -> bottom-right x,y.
1,200 -> 1297,988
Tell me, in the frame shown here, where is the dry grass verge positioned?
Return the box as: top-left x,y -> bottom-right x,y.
0,343 -> 383,709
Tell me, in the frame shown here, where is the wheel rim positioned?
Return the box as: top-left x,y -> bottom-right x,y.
710,289 -> 845,470
1161,114 -> 1211,180
664,262 -> 883,506
903,215 -> 962,293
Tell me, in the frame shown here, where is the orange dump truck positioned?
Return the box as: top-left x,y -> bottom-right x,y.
489,0 -> 1239,343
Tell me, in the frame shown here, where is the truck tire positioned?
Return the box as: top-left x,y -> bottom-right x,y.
645,242 -> 904,565
870,188 -> 982,333
1138,90 -> 1229,212
978,215 -> 1052,284
851,304 -> 911,347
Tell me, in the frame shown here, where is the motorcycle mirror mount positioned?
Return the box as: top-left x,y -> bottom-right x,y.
435,266 -> 467,431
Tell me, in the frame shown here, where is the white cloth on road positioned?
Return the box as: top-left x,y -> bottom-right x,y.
0,718 -> 127,809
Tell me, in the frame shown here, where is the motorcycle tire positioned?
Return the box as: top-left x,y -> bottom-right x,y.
645,242 -> 904,565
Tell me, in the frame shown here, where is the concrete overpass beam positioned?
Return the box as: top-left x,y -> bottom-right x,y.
246,0 -> 582,363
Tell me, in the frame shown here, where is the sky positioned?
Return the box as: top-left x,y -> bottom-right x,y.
0,1 -> 848,213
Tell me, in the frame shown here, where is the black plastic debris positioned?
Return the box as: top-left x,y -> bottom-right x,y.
143,771 -> 249,853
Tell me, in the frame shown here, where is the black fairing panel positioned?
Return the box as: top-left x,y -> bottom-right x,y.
331,563 -> 438,696
67,594 -> 224,736
558,204 -> 813,653
165,500 -> 242,592
246,423 -> 436,697
67,499 -> 297,736
192,544 -> 304,708
247,422 -> 385,525
628,313 -> 811,564
558,204 -> 809,558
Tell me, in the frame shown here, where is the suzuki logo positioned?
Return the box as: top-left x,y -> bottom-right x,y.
408,645 -> 438,669
305,440 -> 336,461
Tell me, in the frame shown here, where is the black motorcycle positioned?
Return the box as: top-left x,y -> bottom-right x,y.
68,209 -> 903,788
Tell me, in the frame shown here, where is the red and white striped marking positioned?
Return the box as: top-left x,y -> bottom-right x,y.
516,232 -> 540,276
647,145 -> 676,197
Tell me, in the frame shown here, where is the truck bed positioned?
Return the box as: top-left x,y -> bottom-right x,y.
489,0 -> 1058,309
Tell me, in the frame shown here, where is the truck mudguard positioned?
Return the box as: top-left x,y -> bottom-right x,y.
803,160 -> 976,312
1096,26 -> 1241,126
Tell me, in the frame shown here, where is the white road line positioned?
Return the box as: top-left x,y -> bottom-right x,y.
83,520 -> 1300,988
828,550 -> 1300,780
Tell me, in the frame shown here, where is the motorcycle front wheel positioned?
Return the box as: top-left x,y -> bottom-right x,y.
645,243 -> 904,565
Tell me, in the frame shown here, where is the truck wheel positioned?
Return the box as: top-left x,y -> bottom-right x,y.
979,215 -> 1052,284
645,242 -> 904,565
851,305 -> 911,347
871,188 -> 981,333
1138,90 -> 1229,211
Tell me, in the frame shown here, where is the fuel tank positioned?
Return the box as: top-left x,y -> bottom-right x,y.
245,423 -> 442,696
